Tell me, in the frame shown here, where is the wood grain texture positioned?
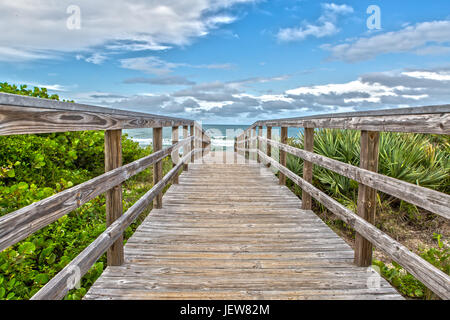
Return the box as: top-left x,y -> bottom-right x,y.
254,111 -> 449,135
84,153 -> 402,300
183,125 -> 189,171
0,105 -> 193,136
105,129 -> 124,266
258,150 -> 450,300
266,126 -> 272,168
190,125 -> 194,163
171,126 -> 179,184
279,127 -> 288,185
259,136 -> 450,219
301,128 -> 314,210
257,126 -> 263,163
355,131 -> 379,267
0,137 -> 193,252
153,127 -> 163,209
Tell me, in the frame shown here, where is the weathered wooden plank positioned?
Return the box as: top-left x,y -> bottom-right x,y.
255,110 -> 450,134
171,126 -> 179,184
301,128 -> 314,210
190,125 -> 195,163
266,126 -> 272,168
355,131 -> 380,267
258,150 -> 450,299
279,127 -> 288,185
31,150 -> 195,300
0,105 -> 186,135
183,125 -> 189,171
0,137 -> 193,252
153,127 -> 163,209
105,129 -> 124,266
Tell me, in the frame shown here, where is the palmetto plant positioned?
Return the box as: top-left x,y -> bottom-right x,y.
287,129 -> 450,209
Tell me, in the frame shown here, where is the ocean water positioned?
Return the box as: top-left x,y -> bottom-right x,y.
123,125 -> 303,150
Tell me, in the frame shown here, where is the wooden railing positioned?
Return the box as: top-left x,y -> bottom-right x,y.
236,105 -> 450,299
0,93 -> 211,299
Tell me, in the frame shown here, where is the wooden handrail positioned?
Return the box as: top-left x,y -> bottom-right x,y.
31,149 -> 200,300
0,92 -> 212,140
0,136 -> 194,251
257,150 -> 450,300
237,104 -> 450,135
259,136 -> 450,219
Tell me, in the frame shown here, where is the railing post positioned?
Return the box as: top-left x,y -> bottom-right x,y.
190,125 -> 195,163
153,127 -> 163,209
355,130 -> 380,267
172,126 -> 179,184
279,127 -> 288,185
251,127 -> 257,161
266,126 -> 272,167
257,126 -> 262,163
183,125 -> 189,171
302,128 -> 314,210
234,137 -> 237,164
105,129 -> 124,266
202,131 -> 206,159
245,131 -> 249,162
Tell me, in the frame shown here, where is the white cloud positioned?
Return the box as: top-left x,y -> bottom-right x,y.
120,56 -> 234,75
0,46 -> 55,62
76,53 -> 107,65
0,0 -> 255,61
325,20 -> 450,62
277,3 -> 353,42
402,71 -> 450,81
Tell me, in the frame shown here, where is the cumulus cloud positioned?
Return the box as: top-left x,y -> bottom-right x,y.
0,0 -> 255,61
277,3 -> 353,42
324,20 -> 450,62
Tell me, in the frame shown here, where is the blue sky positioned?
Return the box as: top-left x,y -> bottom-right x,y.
1,0 -> 450,124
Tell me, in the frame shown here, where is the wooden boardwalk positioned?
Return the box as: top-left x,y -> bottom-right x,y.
85,152 -> 402,300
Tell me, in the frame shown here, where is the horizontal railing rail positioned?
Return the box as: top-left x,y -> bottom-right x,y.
0,136 -> 194,251
236,104 -> 450,300
0,93 -> 211,300
259,136 -> 450,219
241,105 -> 450,134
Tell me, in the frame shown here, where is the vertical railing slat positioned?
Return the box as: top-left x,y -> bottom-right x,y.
153,127 -> 163,209
105,129 -> 124,266
266,126 -> 272,167
190,125 -> 195,163
257,126 -> 262,163
172,126 -> 179,184
302,128 -> 315,210
279,127 -> 288,185
183,125 -> 189,171
355,130 -> 380,267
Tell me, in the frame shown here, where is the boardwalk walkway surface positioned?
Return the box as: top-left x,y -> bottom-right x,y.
84,152 -> 402,300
